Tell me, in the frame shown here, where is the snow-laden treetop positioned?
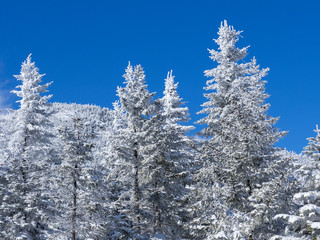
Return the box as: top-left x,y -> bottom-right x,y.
11,54 -> 52,109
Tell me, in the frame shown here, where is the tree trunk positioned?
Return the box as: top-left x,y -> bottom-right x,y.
133,125 -> 141,233
153,197 -> 161,234
21,135 -> 28,222
72,170 -> 77,240
134,151 -> 141,233
153,175 -> 161,234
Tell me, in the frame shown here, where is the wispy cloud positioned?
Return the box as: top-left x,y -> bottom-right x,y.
0,93 -> 5,108
0,77 -> 13,109
0,59 -> 13,109
0,89 -> 11,109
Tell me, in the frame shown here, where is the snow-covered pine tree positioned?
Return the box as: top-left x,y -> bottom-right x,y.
139,70 -> 194,238
0,109 -> 16,237
0,109 -> 14,164
102,101 -> 134,239
188,159 -> 254,239
304,125 -> 320,160
116,63 -> 155,237
54,116 -> 100,240
248,149 -> 299,239
196,20 -> 286,238
271,125 -> 320,240
0,54 -> 54,239
39,102 -> 114,239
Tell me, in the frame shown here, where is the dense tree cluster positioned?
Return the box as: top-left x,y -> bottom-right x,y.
0,21 -> 317,239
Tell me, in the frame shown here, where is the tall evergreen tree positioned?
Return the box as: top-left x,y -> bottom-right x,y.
0,54 -> 54,239
272,126 -> 320,239
103,101 -> 134,239
304,125 -> 320,160
54,116 -> 99,240
196,21 -> 286,238
139,71 -> 194,238
116,63 -> 154,237
197,20 -> 285,209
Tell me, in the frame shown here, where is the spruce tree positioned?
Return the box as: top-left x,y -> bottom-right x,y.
54,116 -> 98,240
198,20 -> 285,208
104,101 -> 134,239
116,63 -> 154,237
196,20 -> 286,238
272,126 -> 320,239
0,54 -> 54,239
140,71 -> 194,238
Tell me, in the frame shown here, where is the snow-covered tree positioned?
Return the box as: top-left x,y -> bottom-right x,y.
0,54 -> 54,239
116,63 -> 155,237
195,20 -> 286,238
0,109 -> 14,164
54,116 -> 101,240
249,150 -> 299,239
271,126 -> 320,239
43,102 -> 115,239
101,101 -> 134,239
139,70 -> 194,238
187,157 -> 254,240
303,125 -> 320,161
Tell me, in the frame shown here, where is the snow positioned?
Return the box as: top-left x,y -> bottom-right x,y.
273,214 -> 302,225
214,231 -> 227,238
299,204 -> 320,216
294,191 -> 320,204
270,236 -> 301,240
310,221 -> 320,229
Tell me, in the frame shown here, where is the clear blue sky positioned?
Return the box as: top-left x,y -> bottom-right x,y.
0,0 -> 319,153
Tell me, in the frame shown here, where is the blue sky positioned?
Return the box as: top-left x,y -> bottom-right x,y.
0,0 -> 319,153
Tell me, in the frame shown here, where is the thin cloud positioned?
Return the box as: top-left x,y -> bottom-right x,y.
0,72 -> 15,109
0,89 -> 11,109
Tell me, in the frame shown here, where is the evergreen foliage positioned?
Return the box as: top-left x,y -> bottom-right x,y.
139,71 -> 194,238
0,22 -> 309,240
272,126 -> 320,240
194,20 -> 287,239
0,55 -> 54,239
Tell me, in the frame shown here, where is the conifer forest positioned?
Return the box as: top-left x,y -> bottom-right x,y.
1,21 -> 320,240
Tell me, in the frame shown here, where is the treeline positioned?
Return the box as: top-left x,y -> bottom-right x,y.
0,21 -> 320,240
